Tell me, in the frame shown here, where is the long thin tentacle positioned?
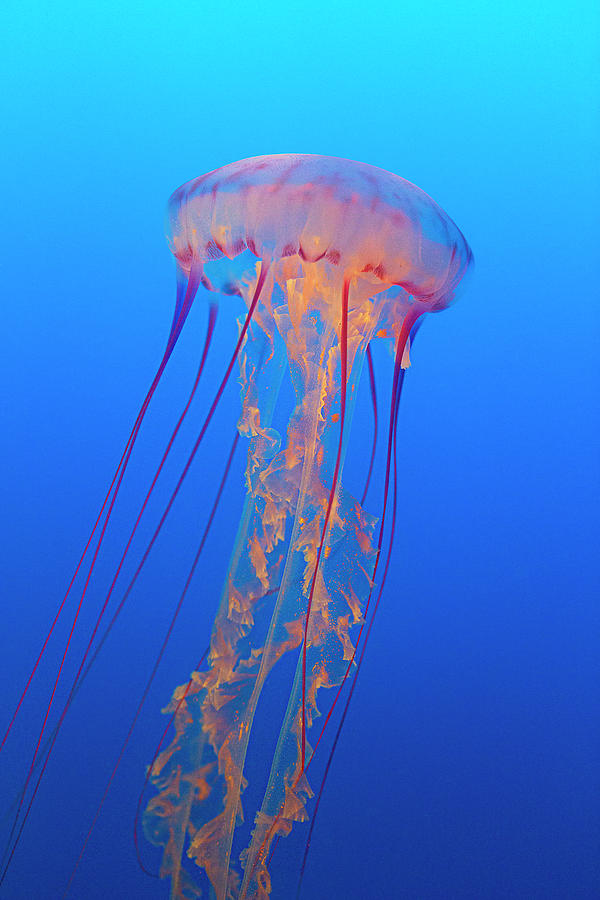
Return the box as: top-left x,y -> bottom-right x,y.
360,343 -> 378,507
300,277 -> 349,771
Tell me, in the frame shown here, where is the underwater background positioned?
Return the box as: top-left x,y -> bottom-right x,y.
1,1 -> 598,898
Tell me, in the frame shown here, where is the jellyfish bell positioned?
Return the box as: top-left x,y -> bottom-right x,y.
168,153 -> 471,306
1,155 -> 472,900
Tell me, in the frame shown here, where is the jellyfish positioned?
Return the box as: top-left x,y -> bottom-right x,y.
1,155 -> 472,899
139,155 -> 472,899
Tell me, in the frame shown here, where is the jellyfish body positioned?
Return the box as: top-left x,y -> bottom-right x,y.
141,155 -> 472,900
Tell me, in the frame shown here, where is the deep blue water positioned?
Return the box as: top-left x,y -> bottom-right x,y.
1,2 -> 598,898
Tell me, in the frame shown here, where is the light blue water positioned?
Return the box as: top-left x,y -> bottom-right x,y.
1,2 -> 598,898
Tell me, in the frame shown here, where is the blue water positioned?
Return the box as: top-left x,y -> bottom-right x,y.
1,1 -> 598,898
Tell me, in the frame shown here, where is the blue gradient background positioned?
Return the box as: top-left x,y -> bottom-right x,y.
1,2 -> 598,898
